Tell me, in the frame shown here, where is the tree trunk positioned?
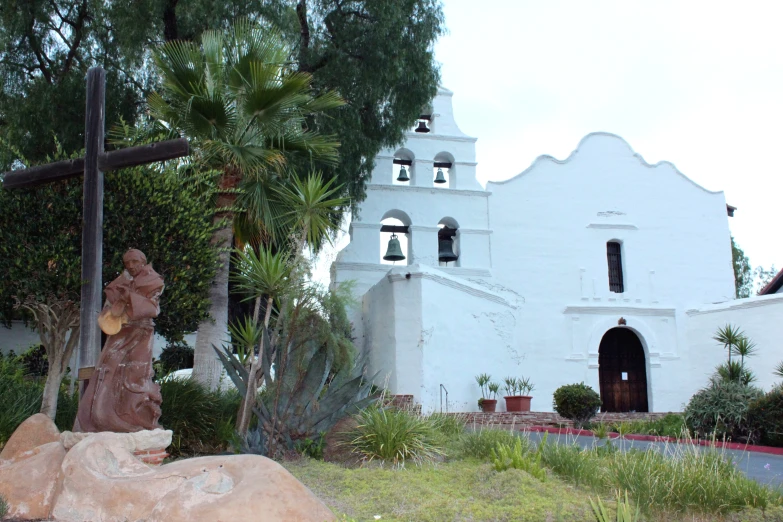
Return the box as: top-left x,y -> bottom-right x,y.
192,221 -> 233,390
41,358 -> 64,420
236,296 -> 273,436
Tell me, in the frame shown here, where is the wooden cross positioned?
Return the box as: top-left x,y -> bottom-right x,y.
1,67 -> 189,384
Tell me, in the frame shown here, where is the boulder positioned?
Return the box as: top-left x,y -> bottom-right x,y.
0,413 -> 60,461
0,441 -> 66,520
52,431 -> 336,522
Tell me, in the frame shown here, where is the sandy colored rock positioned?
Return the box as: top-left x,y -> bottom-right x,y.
0,441 -> 66,520
52,431 -> 336,522
60,428 -> 171,450
0,413 -> 60,461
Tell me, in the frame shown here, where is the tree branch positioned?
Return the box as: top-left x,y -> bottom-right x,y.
163,0 -> 180,41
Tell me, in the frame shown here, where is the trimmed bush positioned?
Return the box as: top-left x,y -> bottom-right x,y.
684,380 -> 763,442
553,383 -> 601,428
748,385 -> 783,447
17,345 -> 49,377
158,341 -> 195,375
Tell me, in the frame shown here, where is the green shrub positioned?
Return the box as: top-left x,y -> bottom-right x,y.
0,356 -> 78,442
456,428 -> 518,460
17,344 -> 48,377
684,380 -> 763,442
603,414 -> 687,439
0,494 -> 8,519
491,437 -> 546,481
158,377 -> 240,456
747,385 -> 783,447
158,341 -> 195,375
553,383 -> 602,429
347,406 -> 445,466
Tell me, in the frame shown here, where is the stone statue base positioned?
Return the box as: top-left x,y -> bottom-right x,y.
0,414 -> 336,521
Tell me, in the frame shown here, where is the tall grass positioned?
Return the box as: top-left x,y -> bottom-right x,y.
537,437 -> 782,516
346,406 -> 446,467
456,427 -> 518,460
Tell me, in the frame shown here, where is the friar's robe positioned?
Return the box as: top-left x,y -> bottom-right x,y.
75,264 -> 164,433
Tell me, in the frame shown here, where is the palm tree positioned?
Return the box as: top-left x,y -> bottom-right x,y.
149,20 -> 344,388
713,324 -> 744,366
774,361 -> 783,380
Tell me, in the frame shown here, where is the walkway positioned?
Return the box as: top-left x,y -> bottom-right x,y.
520,430 -> 783,490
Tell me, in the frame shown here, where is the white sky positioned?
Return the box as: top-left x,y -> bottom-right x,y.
436,0 -> 782,270
315,1 -> 782,283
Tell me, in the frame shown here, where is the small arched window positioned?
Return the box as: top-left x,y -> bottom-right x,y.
607,241 -> 624,293
433,152 -> 455,188
392,149 -> 414,185
380,211 -> 411,265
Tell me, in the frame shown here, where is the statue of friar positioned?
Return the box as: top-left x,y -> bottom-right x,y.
75,249 -> 164,433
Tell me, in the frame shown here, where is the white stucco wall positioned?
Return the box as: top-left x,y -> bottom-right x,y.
334,89 -> 760,414
0,321 -> 192,360
685,294 -> 783,393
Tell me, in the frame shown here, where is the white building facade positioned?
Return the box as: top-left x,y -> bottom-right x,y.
332,87 -> 783,414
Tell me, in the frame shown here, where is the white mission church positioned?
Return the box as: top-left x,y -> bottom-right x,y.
331,87 -> 783,414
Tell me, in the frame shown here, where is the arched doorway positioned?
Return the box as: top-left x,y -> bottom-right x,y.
598,328 -> 649,412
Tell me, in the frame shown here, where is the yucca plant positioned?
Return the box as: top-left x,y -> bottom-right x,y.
775,361 -> 783,380
713,324 -> 744,366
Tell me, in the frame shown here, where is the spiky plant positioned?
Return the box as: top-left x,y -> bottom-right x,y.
775,361 -> 783,380
713,324 -> 744,366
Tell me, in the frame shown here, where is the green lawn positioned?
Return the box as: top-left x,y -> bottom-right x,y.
284,458 -> 783,522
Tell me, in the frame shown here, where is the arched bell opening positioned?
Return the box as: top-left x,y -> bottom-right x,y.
380,210 -> 411,265
598,327 -> 649,413
392,148 -> 414,186
437,217 -> 459,267
414,113 -> 432,134
433,152 -> 455,188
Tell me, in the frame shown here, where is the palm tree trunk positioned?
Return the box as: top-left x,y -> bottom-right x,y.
192,221 -> 233,390
236,296 -> 273,436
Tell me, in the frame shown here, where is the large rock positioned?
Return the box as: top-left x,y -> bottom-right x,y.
0,415 -> 66,520
0,413 -> 60,460
52,431 -> 336,522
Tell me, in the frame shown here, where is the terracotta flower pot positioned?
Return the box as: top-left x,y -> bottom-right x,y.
479,399 -> 497,413
504,395 -> 532,412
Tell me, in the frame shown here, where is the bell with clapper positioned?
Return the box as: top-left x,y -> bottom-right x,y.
397,165 -> 410,182
414,120 -> 430,133
438,227 -> 458,263
434,167 -> 447,184
383,233 -> 406,262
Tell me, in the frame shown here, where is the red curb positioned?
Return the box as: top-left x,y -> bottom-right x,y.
523,426 -> 783,455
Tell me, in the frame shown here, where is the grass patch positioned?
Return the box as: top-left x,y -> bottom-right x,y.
455,427 -> 518,460
285,458 -> 594,521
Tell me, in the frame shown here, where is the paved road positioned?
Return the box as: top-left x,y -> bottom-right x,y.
519,431 -> 783,490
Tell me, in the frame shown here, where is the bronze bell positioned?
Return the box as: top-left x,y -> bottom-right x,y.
397,165 -> 409,182
434,167 -> 447,184
438,236 -> 458,263
415,120 -> 430,133
383,233 -> 406,262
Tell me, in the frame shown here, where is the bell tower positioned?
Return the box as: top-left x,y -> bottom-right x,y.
333,86 -> 491,274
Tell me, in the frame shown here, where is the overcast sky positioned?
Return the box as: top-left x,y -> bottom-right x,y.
435,0 -> 782,271
316,1 -> 782,283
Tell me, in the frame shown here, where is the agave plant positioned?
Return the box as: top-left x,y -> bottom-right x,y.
215,335 -> 377,458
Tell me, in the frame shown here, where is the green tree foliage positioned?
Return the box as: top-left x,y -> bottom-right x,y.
684,380 -> 763,442
0,1 -> 148,170
731,236 -> 753,298
266,0 -> 446,203
0,162 -> 218,342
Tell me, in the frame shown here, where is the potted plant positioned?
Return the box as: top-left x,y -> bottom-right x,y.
503,376 -> 535,412
476,374 -> 499,412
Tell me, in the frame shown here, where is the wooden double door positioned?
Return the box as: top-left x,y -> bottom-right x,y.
598,327 -> 649,412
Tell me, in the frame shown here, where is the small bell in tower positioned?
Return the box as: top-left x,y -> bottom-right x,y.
383,233 -> 406,262
397,165 -> 410,182
434,167 -> 447,184
415,120 -> 430,133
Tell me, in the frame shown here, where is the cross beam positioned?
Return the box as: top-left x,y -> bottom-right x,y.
1,67 -> 189,386
2,140 -> 189,189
